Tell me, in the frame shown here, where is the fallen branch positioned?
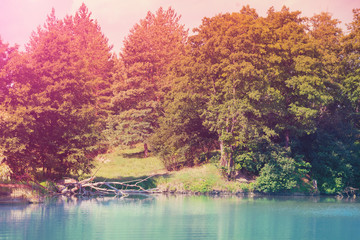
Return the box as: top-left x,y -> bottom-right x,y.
337,187 -> 359,199
56,174 -> 158,197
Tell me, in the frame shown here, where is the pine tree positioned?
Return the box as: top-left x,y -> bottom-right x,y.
0,38 -> 21,169
149,74 -> 217,170
0,38 -> 17,104
69,3 -> 114,118
108,7 -> 187,156
0,5 -> 114,180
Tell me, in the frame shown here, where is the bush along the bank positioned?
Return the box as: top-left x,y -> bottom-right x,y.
255,153 -> 311,193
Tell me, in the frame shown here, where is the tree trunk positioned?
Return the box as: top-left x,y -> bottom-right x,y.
42,159 -> 46,179
285,130 -> 290,148
219,141 -> 228,168
144,143 -> 149,158
219,140 -> 233,177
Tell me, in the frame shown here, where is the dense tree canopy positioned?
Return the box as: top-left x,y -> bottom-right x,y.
151,6 -> 360,191
0,4 -> 359,193
343,9 -> 360,116
106,7 -> 188,156
0,4 -> 114,180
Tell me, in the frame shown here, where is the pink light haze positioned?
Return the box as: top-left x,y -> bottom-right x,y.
0,0 -> 359,53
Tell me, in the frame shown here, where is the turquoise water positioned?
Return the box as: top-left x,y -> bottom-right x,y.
1,195 -> 360,240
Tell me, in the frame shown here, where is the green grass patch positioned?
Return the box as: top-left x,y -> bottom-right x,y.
91,146 -> 164,180
155,164 -> 250,193
88,146 -> 252,193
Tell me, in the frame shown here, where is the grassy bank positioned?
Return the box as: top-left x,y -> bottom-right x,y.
91,146 -> 253,194
0,184 -> 44,203
92,146 -> 165,179
155,164 -> 256,193
1,146 -> 313,199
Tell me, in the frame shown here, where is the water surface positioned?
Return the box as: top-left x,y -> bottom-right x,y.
1,195 -> 359,240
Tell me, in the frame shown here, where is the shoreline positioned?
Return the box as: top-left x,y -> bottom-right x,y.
0,187 -> 322,205
0,184 -> 44,204
2,179 -> 349,205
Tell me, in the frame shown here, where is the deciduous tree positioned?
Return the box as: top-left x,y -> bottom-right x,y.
343,9 -> 360,116
178,6 -> 276,175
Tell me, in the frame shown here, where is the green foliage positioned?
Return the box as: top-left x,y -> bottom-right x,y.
198,151 -> 221,164
107,7 -> 188,152
342,9 -> 360,113
148,7 -> 359,194
0,5 -> 113,180
149,89 -> 217,170
256,152 -> 311,193
299,122 -> 360,194
0,162 -> 12,182
0,38 -> 17,104
233,151 -> 258,174
191,7 -> 275,172
1,4 -> 360,195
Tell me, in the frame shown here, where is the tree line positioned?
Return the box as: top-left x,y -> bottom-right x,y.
0,4 -> 359,193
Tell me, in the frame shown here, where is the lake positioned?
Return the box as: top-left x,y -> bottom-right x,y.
1,195 -> 359,240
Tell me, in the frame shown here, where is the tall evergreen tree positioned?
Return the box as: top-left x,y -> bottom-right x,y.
0,5 -> 114,180
0,38 -> 19,165
149,72 -> 218,170
0,38 -> 17,105
69,3 -> 114,118
107,7 -> 187,156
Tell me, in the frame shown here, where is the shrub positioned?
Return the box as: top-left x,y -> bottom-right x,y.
303,126 -> 360,194
234,151 -> 258,173
256,154 -> 310,193
0,162 -> 12,182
